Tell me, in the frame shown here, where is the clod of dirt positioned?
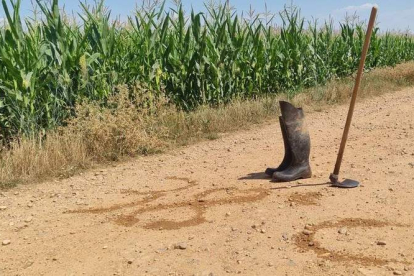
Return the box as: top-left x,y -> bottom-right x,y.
304,224 -> 313,230
2,240 -> 11,246
174,243 -> 188,250
303,230 -> 313,235
194,273 -> 215,276
338,227 -> 348,235
357,268 -> 375,276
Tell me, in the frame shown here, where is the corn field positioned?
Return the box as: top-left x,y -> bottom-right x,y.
1,0 -> 414,140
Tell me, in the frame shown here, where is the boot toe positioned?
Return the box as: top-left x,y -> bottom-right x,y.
271,172 -> 290,182
272,166 -> 312,182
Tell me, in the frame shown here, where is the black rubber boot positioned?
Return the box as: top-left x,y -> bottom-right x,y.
265,116 -> 292,176
272,101 -> 312,182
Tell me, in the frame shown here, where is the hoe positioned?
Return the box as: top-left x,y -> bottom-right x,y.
330,6 -> 378,188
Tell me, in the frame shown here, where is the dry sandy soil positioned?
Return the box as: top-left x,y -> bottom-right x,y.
1,87 -> 414,276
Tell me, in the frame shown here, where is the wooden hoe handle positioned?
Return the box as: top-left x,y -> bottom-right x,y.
333,7 -> 378,176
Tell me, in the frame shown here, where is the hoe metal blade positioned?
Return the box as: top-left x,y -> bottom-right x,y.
330,173 -> 360,189
331,179 -> 360,189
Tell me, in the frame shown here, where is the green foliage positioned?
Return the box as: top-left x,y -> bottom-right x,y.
1,0 -> 414,140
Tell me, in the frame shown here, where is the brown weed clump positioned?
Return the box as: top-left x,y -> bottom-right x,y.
64,85 -> 170,161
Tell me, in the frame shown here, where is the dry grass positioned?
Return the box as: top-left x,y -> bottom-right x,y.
1,62 -> 414,188
292,61 -> 414,107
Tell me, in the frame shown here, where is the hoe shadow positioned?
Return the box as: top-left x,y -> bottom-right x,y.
239,172 -> 332,190
239,172 -> 271,180
270,182 -> 331,190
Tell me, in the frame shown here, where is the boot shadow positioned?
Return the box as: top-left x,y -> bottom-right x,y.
239,172 -> 271,180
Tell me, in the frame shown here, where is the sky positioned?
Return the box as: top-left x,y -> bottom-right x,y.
1,0 -> 413,32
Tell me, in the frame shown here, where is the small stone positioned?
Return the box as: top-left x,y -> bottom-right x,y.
338,227 -> 348,235
225,212 -> 231,217
304,224 -> 313,230
377,241 -> 387,246
174,243 -> 187,250
2,240 -> 11,246
393,271 -> 403,275
127,259 -> 134,264
103,245 -> 108,249
27,203 -> 33,208
260,229 -> 266,234
303,230 -> 313,236
0,206 -> 7,211
25,216 -> 33,223
308,242 -> 315,247
358,268 -> 374,276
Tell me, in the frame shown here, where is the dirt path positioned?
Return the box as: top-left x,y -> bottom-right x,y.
1,88 -> 414,276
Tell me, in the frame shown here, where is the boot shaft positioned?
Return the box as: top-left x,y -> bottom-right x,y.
279,101 -> 311,165
272,101 -> 312,182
